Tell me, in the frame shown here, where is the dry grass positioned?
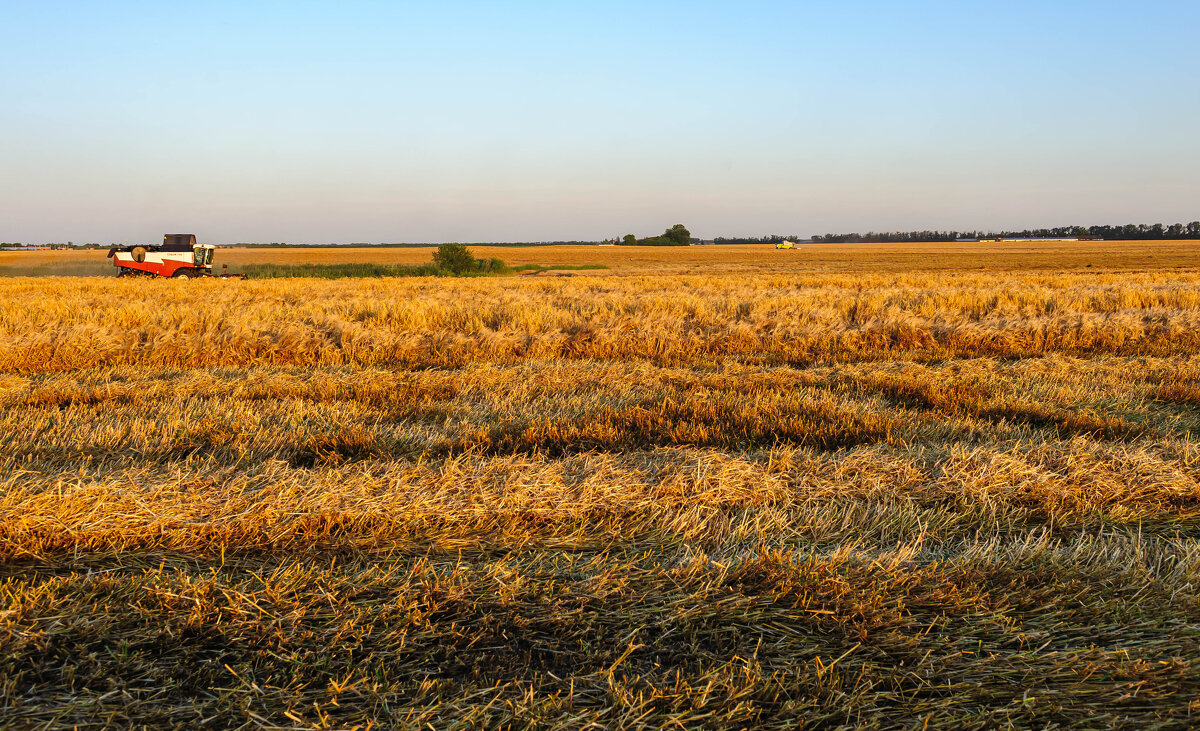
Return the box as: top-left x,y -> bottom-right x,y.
3,266 -> 1200,728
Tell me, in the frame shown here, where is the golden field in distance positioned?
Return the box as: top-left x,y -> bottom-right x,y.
4,238 -> 1200,276
2,255 -> 1200,728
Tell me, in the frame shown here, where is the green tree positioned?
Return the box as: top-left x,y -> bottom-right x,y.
621,234 -> 637,246
664,224 -> 691,246
433,243 -> 475,274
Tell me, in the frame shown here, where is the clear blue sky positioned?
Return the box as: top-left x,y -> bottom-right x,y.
3,0 -> 1198,243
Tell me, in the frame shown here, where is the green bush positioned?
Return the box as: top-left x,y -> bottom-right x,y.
476,257 -> 511,274
433,243 -> 475,274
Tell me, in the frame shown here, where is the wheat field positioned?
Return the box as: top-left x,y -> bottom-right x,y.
3,259 -> 1200,728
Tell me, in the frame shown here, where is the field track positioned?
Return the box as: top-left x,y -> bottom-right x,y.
2,258 -> 1200,727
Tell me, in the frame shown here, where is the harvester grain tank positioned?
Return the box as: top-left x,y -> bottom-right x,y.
108,234 -> 243,278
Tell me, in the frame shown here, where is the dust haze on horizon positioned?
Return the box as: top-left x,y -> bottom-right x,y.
2,0 -> 1198,245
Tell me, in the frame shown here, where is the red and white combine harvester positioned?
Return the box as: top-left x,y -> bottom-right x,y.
108,234 -> 244,279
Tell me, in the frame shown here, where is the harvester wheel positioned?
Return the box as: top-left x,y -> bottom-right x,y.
172,269 -> 191,279
132,246 -> 147,263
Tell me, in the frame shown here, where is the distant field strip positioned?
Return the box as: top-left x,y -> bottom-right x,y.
4,239 -> 1200,276
2,269 -> 1199,728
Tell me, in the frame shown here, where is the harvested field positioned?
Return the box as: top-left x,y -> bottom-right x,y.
2,265 -> 1200,728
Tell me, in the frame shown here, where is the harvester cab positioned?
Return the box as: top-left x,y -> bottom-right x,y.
108,234 -> 240,279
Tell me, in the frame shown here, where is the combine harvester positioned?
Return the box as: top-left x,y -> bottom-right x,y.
108,234 -> 245,279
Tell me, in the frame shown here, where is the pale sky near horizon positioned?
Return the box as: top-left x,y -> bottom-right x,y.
3,0 -> 1198,244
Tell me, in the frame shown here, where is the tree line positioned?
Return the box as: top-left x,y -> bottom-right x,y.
606,224 -> 692,246
712,235 -> 803,245
810,222 -> 1200,243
